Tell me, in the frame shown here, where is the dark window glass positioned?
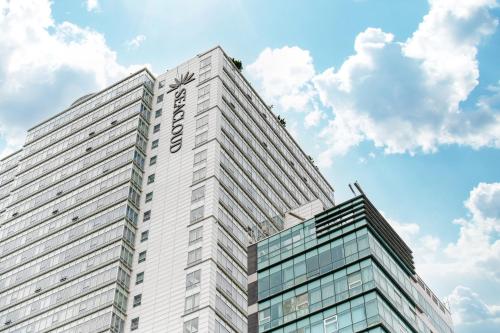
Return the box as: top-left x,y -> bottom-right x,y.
258,274 -> 270,299
269,270 -> 282,294
319,246 -> 332,273
131,318 -> 139,330
344,240 -> 358,257
331,245 -> 345,269
306,254 -> 319,278
141,231 -> 149,242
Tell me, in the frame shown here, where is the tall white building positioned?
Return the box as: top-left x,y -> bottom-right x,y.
0,46 -> 335,333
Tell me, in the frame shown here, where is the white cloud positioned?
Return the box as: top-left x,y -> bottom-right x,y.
86,0 -> 99,12
444,183 -> 500,281
247,0 -> 500,167
313,0 -> 499,161
0,0 -> 145,158
304,108 -> 324,128
126,34 -> 146,49
384,182 -> 500,330
387,218 -> 420,244
448,286 -> 500,326
245,46 -> 316,112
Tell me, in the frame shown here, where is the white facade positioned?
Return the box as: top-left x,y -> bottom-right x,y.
0,46 -> 335,333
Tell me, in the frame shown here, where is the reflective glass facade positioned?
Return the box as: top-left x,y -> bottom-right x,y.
249,196 -> 454,333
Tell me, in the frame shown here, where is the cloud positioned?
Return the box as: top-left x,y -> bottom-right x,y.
304,108 -> 324,128
86,0 -> 99,12
245,46 -> 316,112
126,34 -> 146,49
0,0 -> 145,158
385,182 -> 500,331
247,0 -> 500,168
444,182 -> 500,281
448,286 -> 500,327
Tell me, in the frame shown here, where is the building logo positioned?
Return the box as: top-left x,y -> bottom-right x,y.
167,72 -> 195,93
168,71 -> 195,153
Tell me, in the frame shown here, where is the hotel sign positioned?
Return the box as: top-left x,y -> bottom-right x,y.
167,72 -> 195,153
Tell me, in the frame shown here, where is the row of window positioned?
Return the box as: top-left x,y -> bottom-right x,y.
179,71 -> 212,331
24,93 -> 149,159
0,201 -> 128,257
22,101 -> 148,168
19,115 -> 144,175
1,265 -> 128,325
11,147 -> 136,205
9,164 -> 136,218
258,228 -> 370,299
4,286 -> 117,332
0,245 -> 127,304
12,132 -> 138,198
1,207 -> 129,271
221,59 -> 333,206
220,104 -> 302,209
26,72 -> 153,143
258,260 -> 373,330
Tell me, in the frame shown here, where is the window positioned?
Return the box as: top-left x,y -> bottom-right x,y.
153,124 -> 161,133
191,186 -> 205,203
151,139 -> 159,149
348,272 -> 362,289
196,116 -> 208,130
187,248 -> 202,265
259,307 -> 271,325
141,230 -> 149,242
157,94 -> 164,103
133,294 -> 142,307
198,85 -> 210,100
185,293 -> 200,312
199,69 -> 210,82
195,131 -> 208,146
150,156 -> 157,165
190,206 -> 204,223
147,174 -> 155,184
158,80 -> 165,89
186,270 -> 201,289
131,318 -> 139,331
138,251 -> 147,263
155,109 -> 162,118
283,297 -> 296,317
200,56 -> 211,69
143,210 -> 151,221
296,293 -> 309,316
324,315 -> 338,333
193,150 -> 207,165
192,168 -> 206,183
145,192 -> 153,202
189,227 -> 203,244
136,272 -> 144,285
184,318 -> 199,333
197,99 -> 209,113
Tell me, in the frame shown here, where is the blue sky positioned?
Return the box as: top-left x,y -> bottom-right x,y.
1,1 -> 499,332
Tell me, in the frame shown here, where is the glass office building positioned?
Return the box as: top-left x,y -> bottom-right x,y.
0,46 -> 334,332
247,195 -> 454,333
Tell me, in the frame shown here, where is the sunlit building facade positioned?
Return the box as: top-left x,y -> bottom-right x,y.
0,46 -> 334,333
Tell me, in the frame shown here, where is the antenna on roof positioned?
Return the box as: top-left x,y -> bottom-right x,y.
348,183 -> 357,197
354,181 -> 366,196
